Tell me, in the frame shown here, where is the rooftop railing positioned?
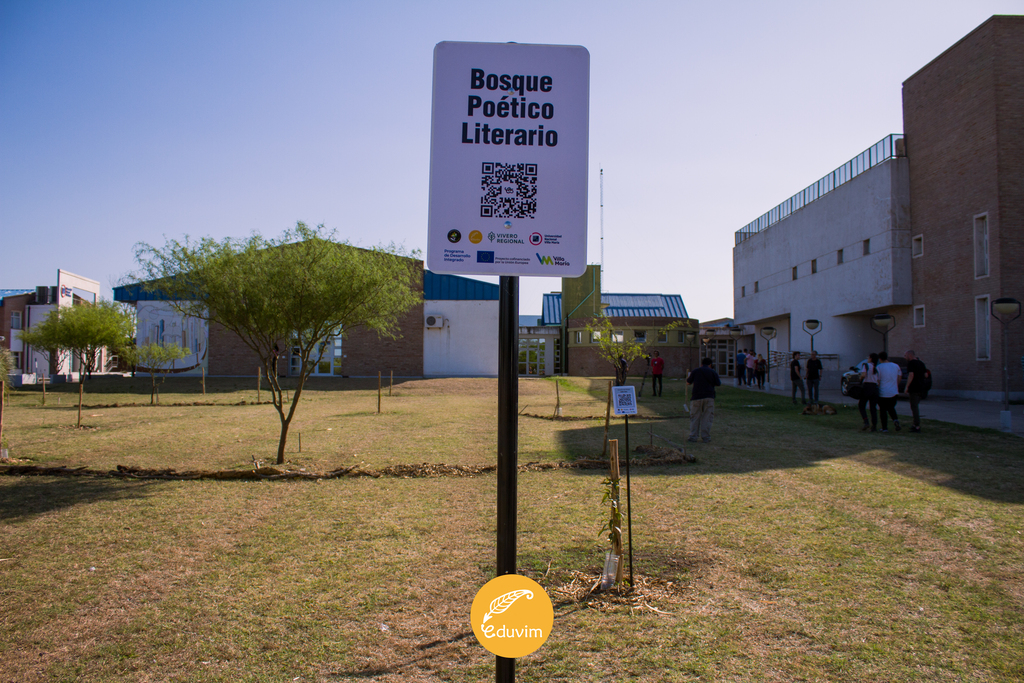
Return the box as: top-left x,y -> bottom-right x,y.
735,134 -> 905,245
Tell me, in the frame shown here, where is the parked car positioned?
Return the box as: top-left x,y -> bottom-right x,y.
840,357 -> 932,399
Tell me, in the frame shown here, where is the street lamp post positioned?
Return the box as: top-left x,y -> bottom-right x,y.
729,327 -> 744,385
803,319 -> 821,352
869,314 -> 896,355
759,326 -> 776,390
991,297 -> 1022,433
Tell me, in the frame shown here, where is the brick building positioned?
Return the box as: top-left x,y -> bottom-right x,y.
733,16 -> 1023,401
1,270 -> 106,383
114,261 -> 508,378
543,265 -> 699,379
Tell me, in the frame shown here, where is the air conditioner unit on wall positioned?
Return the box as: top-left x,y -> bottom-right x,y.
425,314 -> 445,328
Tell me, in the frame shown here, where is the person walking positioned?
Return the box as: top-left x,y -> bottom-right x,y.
736,348 -> 747,387
687,357 -> 721,443
876,351 -> 902,432
745,351 -> 756,386
790,351 -> 807,405
858,352 -> 880,431
755,354 -> 767,389
904,350 -> 929,433
650,350 -> 665,397
806,350 -> 823,404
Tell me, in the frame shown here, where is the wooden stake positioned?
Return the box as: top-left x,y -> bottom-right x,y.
553,379 -> 562,418
0,380 -> 5,453
377,371 -> 382,414
77,382 -> 83,428
41,371 -> 46,405
298,431 -> 302,453
257,367 -> 261,403
608,439 -> 624,585
601,380 -> 612,457
389,370 -> 393,397
202,365 -> 206,396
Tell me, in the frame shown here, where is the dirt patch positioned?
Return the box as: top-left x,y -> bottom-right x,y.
0,452 -> 697,482
551,570 -> 688,616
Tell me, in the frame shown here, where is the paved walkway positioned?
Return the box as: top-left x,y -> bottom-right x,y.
727,379 -> 1024,438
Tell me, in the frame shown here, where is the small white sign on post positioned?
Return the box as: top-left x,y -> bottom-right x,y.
426,41 -> 590,277
611,385 -> 637,416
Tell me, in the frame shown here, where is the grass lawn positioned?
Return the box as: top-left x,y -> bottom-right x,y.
1,375 -> 1022,682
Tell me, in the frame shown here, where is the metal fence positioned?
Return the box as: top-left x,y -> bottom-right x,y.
735,134 -> 905,245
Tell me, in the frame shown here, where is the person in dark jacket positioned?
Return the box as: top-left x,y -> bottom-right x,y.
686,357 -> 721,443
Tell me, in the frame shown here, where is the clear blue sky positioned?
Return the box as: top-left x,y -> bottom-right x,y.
2,0 -> 1020,321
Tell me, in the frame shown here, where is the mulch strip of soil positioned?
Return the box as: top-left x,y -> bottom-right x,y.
0,447 -> 695,482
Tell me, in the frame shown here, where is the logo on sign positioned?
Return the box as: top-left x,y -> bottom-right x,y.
529,233 -> 543,245
503,221 -> 514,231
60,285 -> 72,298
469,230 -> 483,244
477,251 -> 495,263
471,574 -> 553,658
447,229 -> 462,243
536,254 -> 571,267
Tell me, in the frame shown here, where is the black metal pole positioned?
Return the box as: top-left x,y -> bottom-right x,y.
496,275 -> 519,683
624,414 -> 634,587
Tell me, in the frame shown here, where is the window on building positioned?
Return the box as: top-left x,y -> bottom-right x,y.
573,331 -> 582,344
976,295 -> 991,360
612,330 -> 624,343
590,330 -> 602,343
863,239 -> 871,256
741,286 -> 745,298
657,331 -> 668,343
10,311 -> 21,329
912,234 -> 924,258
12,351 -> 21,371
792,266 -> 798,280
913,305 -> 925,327
634,330 -> 647,342
837,248 -> 844,265
677,331 -> 686,343
754,281 -> 759,293
811,259 -> 817,274
974,214 -> 989,278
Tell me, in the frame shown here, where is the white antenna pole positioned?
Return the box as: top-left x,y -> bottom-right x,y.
600,167 -> 604,290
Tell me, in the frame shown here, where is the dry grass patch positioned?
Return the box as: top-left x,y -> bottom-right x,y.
1,378 -> 1022,681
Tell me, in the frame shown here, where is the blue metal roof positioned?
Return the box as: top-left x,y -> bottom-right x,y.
423,270 -> 499,301
542,293 -> 690,325
0,289 -> 34,305
113,283 -> 174,302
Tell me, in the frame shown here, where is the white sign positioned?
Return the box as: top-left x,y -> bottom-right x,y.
426,41 -> 590,277
612,385 -> 637,416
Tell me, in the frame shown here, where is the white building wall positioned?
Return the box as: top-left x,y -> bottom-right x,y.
423,300 -> 498,377
135,301 -> 209,375
734,157 -> 912,368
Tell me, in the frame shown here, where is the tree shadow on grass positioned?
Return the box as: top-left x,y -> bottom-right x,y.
554,390 -> 1024,504
0,477 -> 161,522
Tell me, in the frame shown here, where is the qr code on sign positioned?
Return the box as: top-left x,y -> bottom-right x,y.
480,163 -> 537,219
616,393 -> 633,408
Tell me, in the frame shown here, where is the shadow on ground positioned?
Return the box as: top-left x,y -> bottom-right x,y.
0,477 -> 161,522
555,387 -> 1024,504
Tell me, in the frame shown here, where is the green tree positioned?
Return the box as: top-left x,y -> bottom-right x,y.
16,301 -> 133,381
585,317 -> 686,385
122,342 -> 190,405
17,301 -> 133,425
134,222 -> 421,464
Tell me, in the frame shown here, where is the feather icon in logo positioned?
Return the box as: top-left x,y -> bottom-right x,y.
481,589 -> 533,624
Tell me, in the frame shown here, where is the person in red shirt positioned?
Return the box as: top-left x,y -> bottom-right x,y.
650,350 -> 665,397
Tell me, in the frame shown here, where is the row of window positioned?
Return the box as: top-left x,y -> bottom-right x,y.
571,329 -> 691,345
740,239 -> 874,297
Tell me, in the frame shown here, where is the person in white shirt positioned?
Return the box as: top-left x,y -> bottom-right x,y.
875,351 -> 903,432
